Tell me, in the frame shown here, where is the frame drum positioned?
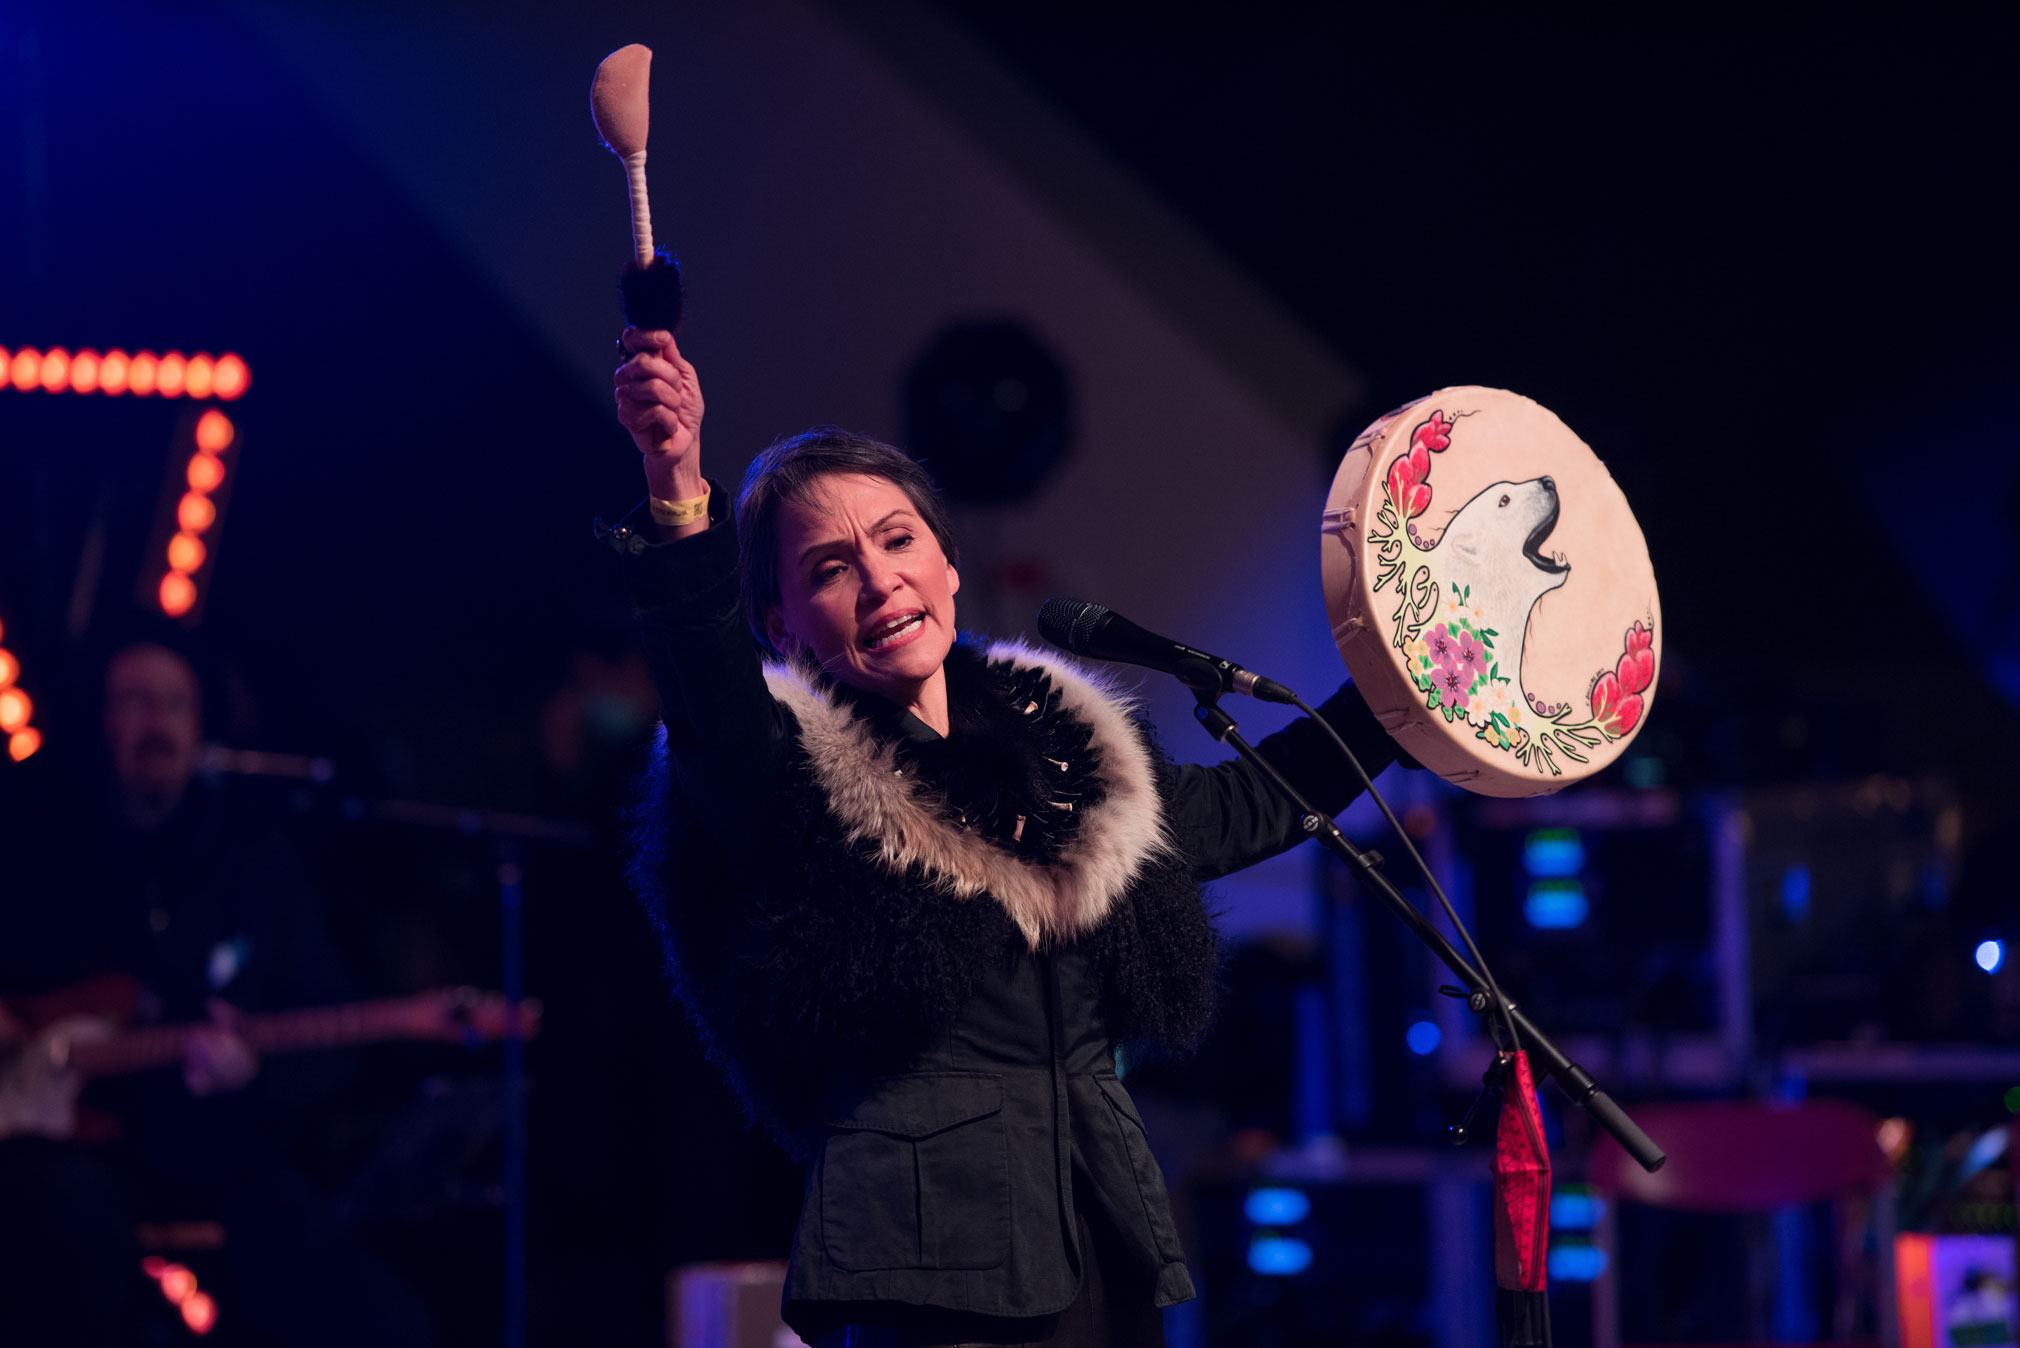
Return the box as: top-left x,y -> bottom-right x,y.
1321,387 -> 1659,796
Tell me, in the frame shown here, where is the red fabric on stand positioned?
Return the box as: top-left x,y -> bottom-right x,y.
1493,1050 -> 1551,1293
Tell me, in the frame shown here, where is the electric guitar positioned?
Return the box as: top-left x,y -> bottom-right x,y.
0,973 -> 540,1141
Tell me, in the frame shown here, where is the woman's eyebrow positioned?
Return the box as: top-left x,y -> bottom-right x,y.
797,510 -> 914,564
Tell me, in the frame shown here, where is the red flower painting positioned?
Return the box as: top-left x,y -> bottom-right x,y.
1589,622 -> 1654,735
1387,454 -> 1431,520
1410,410 -> 1454,456
1384,410 -> 1454,522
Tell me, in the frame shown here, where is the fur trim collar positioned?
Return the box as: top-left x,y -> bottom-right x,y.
763,641 -> 1174,949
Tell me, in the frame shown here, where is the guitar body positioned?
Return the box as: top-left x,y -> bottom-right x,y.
0,975 -> 537,1144
0,976 -> 139,1143
3,971 -> 148,1030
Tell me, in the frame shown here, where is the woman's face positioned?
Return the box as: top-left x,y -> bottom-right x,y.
766,472 -> 960,710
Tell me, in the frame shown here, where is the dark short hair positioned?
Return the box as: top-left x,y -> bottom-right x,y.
736,427 -> 959,655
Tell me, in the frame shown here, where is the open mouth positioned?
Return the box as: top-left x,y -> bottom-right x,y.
1523,497 -> 1570,575
863,611 -> 926,651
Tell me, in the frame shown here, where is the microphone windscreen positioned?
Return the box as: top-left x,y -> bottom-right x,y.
1037,597 -> 1105,653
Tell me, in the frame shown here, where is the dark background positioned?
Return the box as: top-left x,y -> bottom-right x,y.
3,3 -> 2016,1344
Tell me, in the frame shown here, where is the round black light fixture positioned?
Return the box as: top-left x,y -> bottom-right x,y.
903,321 -> 1072,506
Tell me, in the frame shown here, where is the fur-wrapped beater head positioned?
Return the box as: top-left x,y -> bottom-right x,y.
619,248 -> 685,332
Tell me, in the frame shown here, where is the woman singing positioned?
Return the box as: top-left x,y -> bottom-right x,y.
606,326 -> 1400,1347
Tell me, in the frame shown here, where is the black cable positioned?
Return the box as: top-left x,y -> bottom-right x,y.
1289,692 -> 1523,1060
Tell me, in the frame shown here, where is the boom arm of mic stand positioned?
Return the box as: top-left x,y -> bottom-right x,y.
1188,691 -> 1666,1174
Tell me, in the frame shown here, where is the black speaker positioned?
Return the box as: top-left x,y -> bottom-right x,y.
902,321 -> 1071,505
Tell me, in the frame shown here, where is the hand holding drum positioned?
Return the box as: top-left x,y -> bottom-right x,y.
1321,387 -> 1660,796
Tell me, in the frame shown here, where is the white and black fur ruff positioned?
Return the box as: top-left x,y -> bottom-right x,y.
763,639 -> 1173,949
628,639 -> 1220,1150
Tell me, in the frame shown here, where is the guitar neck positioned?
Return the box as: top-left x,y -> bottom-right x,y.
68,996 -> 453,1080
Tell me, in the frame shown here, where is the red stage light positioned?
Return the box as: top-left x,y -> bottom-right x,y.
0,688 -> 32,734
158,1264 -> 196,1304
159,572 -> 197,618
70,349 -> 101,393
184,354 -> 215,399
194,409 -> 235,453
39,348 -> 70,393
7,728 -> 39,763
211,353 -> 249,400
181,1290 -> 217,1335
1,346 -> 243,398
186,454 -> 225,494
176,492 -> 216,535
0,649 -> 15,687
167,532 -> 207,574
141,1256 -> 169,1280
157,352 -> 187,398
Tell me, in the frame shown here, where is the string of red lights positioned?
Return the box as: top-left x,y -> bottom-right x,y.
142,1256 -> 219,1336
0,346 -> 248,400
0,617 -> 38,762
159,409 -> 238,619
0,344 -> 249,764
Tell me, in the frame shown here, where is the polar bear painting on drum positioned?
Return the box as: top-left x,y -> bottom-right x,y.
1423,475 -> 1571,723
1321,387 -> 1661,796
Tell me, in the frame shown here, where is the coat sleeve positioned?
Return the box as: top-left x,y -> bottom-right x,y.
612,490 -> 791,865
1164,681 -> 1403,881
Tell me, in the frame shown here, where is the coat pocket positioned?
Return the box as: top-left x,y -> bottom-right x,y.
819,1073 -> 1009,1273
1094,1073 -> 1186,1265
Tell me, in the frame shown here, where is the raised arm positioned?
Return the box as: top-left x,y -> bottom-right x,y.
609,328 -> 789,858
1164,682 -> 1403,881
615,326 -> 709,540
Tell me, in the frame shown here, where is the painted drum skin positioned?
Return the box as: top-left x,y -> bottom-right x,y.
1321,387 -> 1660,797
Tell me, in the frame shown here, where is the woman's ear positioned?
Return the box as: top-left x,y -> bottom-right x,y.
764,606 -> 797,659
947,562 -> 961,599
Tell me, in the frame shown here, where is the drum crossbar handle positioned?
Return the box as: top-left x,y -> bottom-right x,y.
1190,695 -> 1667,1174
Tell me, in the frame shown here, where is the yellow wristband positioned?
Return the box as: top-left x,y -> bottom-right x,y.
649,486 -> 711,527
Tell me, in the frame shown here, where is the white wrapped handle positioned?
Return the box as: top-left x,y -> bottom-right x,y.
624,150 -> 654,267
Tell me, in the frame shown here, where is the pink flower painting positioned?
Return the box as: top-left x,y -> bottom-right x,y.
1435,662 -> 1472,712
1455,629 -> 1486,684
1427,623 -> 1458,669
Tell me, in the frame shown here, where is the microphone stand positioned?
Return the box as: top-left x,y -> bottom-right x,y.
1181,681 -> 1663,1167
1182,678 -> 1664,1337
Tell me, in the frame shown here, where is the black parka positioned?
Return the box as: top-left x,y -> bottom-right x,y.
611,497 -> 1397,1333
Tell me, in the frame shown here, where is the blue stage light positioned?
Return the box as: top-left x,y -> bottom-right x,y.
1550,1190 -> 1606,1231
1548,1244 -> 1608,1282
1524,881 -> 1588,930
1522,828 -> 1585,878
1247,1235 -> 1313,1276
1976,939 -> 2004,974
1243,1187 -> 1311,1226
1780,864 -> 1811,922
1405,1020 -> 1442,1056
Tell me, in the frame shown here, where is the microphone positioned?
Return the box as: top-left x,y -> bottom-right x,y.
1037,598 -> 1297,704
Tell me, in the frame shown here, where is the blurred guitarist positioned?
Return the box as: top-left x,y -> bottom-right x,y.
0,635 -> 430,1347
